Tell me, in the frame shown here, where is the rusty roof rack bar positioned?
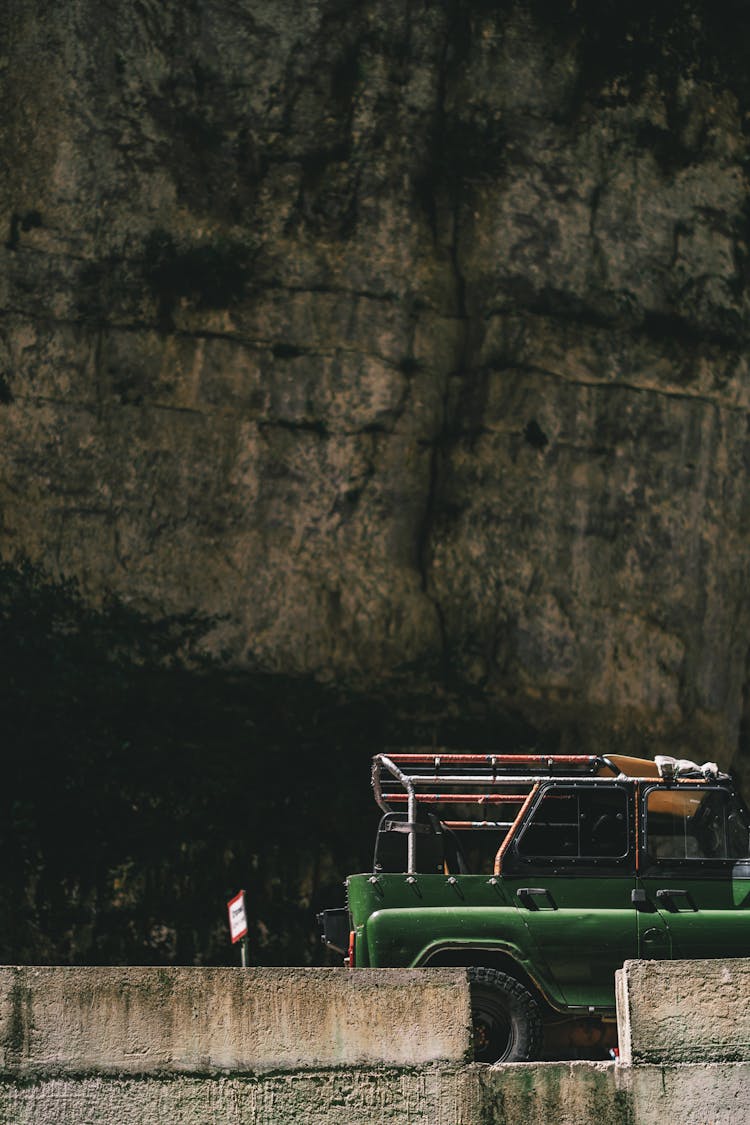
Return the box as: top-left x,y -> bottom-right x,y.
385,793 -> 529,804
380,774 -> 581,787
385,753 -> 598,765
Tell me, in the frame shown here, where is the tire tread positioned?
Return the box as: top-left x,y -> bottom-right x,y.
467,966 -> 543,1062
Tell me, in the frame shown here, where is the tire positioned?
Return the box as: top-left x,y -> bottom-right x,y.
467,967 -> 543,1063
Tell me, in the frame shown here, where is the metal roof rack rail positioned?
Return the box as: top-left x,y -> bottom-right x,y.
371,751 -> 614,874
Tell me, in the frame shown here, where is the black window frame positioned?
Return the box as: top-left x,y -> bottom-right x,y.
504,781 -> 635,874
640,783 -> 750,872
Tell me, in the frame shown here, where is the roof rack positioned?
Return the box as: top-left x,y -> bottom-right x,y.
371,751 -> 621,873
371,750 -> 729,873
372,752 -> 618,809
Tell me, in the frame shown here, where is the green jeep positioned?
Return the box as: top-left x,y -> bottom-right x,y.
318,751 -> 750,1062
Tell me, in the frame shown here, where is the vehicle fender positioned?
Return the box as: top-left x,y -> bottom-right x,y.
415,938 -> 565,1010
363,905 -> 563,1008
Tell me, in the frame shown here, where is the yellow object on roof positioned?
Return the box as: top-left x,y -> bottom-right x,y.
599,755 -> 661,778
600,754 -> 717,818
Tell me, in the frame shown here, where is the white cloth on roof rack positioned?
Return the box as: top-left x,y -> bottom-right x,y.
654,755 -> 719,779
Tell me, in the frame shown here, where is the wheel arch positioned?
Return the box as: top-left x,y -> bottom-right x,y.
417,943 -> 558,1012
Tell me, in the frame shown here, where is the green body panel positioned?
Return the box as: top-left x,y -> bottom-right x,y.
638,870 -> 750,959
502,873 -> 637,1008
347,871 -> 628,1011
348,872 -> 518,922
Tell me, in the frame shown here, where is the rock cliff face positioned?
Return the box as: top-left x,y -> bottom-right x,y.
1,1 -> 750,960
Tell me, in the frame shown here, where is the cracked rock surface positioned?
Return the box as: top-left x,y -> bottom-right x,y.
2,0 -> 750,767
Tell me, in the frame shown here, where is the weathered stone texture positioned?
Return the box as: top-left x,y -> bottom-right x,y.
616,957 -> 750,1065
0,1071 -> 486,1125
482,1060 -> 620,1124
620,1062 -> 750,1125
2,1 -> 750,762
0,966 -> 472,1075
7,1059 -> 749,1125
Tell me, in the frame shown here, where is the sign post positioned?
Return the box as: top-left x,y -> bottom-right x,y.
227,889 -> 250,967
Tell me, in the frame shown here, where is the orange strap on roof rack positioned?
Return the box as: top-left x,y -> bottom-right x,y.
385,793 -> 529,804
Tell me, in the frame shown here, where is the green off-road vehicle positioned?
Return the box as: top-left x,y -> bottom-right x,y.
318,751 -> 750,1062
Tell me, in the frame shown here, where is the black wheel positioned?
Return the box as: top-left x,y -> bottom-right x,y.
468,967 -> 543,1063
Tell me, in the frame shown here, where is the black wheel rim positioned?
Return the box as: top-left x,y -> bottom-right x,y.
472,990 -> 514,1063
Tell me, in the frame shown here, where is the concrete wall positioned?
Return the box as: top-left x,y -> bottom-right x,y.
0,1069 -> 486,1125
616,957 -> 750,1064
0,961 -> 749,1124
617,1062 -> 750,1125
612,958 -> 750,1125
0,966 -> 471,1074
3,1062 -> 750,1125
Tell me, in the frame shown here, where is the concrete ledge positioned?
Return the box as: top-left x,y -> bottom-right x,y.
0,1069 -> 484,1125
3,1059 -> 748,1125
484,1061 -> 618,1123
0,1065 -> 622,1125
618,1062 -> 750,1125
0,967 -> 472,1076
616,958 -> 750,1064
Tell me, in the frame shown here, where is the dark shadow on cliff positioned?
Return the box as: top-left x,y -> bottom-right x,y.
0,563 -> 370,967
0,564 -> 541,968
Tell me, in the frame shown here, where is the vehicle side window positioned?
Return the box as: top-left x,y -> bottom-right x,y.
517,787 -> 628,859
645,788 -> 750,861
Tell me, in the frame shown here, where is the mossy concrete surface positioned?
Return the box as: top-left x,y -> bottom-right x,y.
0,966 -> 472,1076
3,1063 -> 750,1125
618,1062 -> 750,1125
0,1066 -> 617,1125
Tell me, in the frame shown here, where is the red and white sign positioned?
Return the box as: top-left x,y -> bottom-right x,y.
227,890 -> 248,943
